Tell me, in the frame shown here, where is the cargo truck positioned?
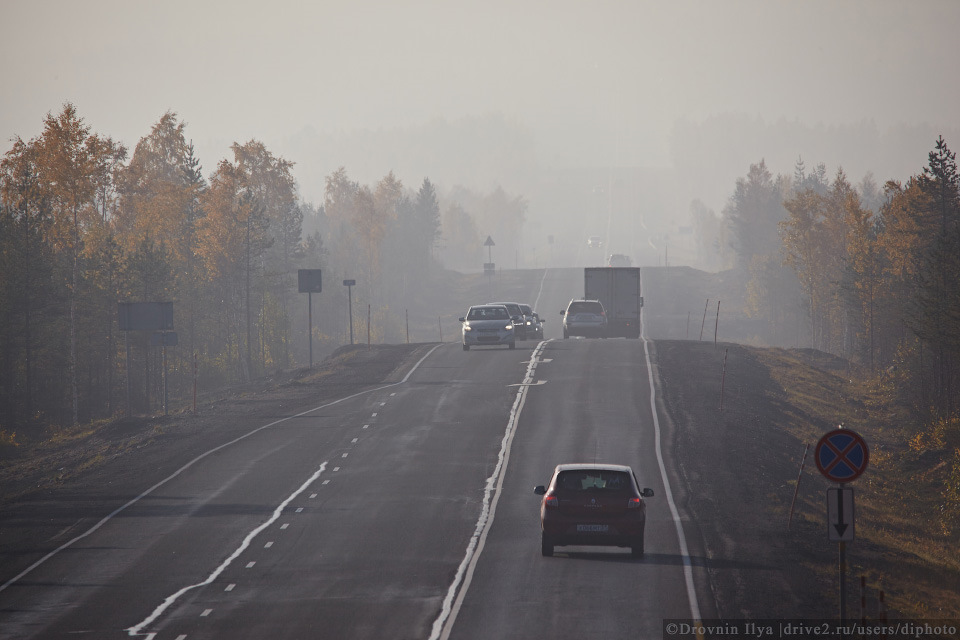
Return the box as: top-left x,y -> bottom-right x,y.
584,267 -> 643,338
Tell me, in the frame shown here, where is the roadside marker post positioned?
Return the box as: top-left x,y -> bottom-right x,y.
815,427 -> 869,634
787,443 -> 810,530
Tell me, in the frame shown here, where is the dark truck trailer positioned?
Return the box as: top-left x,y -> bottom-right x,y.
584,267 -> 643,338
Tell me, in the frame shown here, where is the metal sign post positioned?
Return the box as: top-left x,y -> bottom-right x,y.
150,331 -> 178,415
298,270 -> 322,367
343,280 -> 356,345
119,302 -> 174,417
483,236 -> 496,277
815,427 -> 869,632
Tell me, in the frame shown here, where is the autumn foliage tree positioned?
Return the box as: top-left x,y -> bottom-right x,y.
778,137 -> 960,418
1,105 -> 503,438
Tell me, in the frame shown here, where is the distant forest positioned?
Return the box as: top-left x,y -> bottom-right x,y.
1,104 -> 958,450
0,105 -> 525,436
698,135 -> 960,426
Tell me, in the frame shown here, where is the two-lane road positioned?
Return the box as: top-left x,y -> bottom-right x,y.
0,268 -> 715,639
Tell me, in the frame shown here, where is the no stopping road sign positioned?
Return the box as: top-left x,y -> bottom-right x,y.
815,428 -> 869,483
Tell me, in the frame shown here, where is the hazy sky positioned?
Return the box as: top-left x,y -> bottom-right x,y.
2,0 -> 959,203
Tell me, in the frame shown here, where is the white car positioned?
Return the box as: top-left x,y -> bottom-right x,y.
460,305 -> 516,351
561,299 -> 608,338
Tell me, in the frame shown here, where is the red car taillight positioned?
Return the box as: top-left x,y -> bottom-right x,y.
627,497 -> 642,509
543,495 -> 558,509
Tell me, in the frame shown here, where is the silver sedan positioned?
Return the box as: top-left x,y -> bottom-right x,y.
460,305 -> 516,350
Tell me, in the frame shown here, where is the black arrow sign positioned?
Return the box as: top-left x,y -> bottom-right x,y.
827,487 -> 854,541
834,489 -> 848,538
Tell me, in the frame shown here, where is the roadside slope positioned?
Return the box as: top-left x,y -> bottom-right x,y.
656,339 -> 960,620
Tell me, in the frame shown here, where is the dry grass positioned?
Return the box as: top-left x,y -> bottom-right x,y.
754,348 -> 960,618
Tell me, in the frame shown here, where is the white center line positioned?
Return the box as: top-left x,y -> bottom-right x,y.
225,584 -> 235,592
264,541 -> 273,548
431,340 -> 543,640
201,609 -> 212,617
3,344 -> 444,601
126,465 -> 330,635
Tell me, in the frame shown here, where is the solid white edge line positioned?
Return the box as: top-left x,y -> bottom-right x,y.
0,343 -> 442,596
430,340 -> 545,640
640,268 -> 702,621
532,267 -> 549,311
126,462 -> 328,636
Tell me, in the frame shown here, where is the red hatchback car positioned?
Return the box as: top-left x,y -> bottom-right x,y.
534,463 -> 654,557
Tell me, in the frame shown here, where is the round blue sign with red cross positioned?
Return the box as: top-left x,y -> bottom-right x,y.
815,428 -> 869,483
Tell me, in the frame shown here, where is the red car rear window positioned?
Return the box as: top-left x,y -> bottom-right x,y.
556,470 -> 631,492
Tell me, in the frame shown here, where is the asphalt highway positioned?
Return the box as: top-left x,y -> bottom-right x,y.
0,267 -> 716,639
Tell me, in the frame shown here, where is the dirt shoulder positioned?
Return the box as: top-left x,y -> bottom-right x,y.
656,339 -> 833,618
657,339 -> 960,621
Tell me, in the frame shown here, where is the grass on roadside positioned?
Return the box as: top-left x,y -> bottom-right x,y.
755,348 -> 960,619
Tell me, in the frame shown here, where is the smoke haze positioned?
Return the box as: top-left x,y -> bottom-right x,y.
2,0 -> 958,264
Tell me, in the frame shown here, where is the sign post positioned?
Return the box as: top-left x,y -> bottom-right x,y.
343,280 -> 356,345
483,236 -> 496,276
815,427 -> 869,632
150,331 -> 178,415
118,302 -> 174,416
298,269 -> 322,367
